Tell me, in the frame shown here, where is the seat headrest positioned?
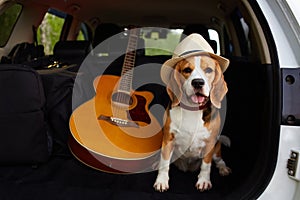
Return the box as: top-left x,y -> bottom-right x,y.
93,23 -> 122,47
181,24 -> 218,53
53,40 -> 92,59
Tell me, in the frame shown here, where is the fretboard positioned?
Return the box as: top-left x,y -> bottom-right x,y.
118,29 -> 139,93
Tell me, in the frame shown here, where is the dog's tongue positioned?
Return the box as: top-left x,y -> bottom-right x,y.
191,95 -> 205,104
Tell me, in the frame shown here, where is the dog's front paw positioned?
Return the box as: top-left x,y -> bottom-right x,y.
195,176 -> 212,191
154,173 -> 169,192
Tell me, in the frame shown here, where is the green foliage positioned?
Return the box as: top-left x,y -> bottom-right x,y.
77,31 -> 85,41
143,30 -> 182,56
37,13 -> 64,54
0,4 -> 22,47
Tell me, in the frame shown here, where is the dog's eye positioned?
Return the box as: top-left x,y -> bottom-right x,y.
205,67 -> 213,74
182,68 -> 192,74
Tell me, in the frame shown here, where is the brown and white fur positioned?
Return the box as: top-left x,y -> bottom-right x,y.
154,55 -> 231,192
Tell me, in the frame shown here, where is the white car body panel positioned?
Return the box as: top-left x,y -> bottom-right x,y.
257,0 -> 300,199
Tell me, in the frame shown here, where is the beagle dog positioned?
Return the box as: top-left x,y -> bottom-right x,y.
154,55 -> 231,192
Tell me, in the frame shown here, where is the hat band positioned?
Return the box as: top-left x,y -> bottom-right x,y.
179,50 -> 204,57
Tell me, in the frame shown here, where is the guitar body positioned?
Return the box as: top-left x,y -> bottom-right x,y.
69,75 -> 163,173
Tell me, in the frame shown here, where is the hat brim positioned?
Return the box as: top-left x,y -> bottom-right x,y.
160,51 -> 229,84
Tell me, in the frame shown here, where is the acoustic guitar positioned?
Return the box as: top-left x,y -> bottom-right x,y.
69,28 -> 163,173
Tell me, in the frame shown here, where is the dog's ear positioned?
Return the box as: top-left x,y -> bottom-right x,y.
166,62 -> 184,107
210,62 -> 228,109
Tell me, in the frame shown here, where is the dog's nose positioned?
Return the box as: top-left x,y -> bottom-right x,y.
191,78 -> 205,89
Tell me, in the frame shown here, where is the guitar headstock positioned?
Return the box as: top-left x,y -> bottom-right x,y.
126,25 -> 141,37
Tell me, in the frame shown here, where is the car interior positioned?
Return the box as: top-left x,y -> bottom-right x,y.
0,0 -> 281,199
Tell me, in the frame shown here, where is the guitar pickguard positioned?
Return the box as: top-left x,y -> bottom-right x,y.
127,94 -> 151,125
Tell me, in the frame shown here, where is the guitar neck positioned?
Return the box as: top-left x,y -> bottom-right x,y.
118,29 -> 139,93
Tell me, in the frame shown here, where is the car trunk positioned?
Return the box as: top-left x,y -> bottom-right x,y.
0,1 -> 281,200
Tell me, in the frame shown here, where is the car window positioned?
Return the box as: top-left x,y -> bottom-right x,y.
37,10 -> 65,55
208,29 -> 220,55
37,9 -> 89,55
231,8 -> 251,57
0,3 -> 22,47
142,28 -> 183,56
77,29 -> 85,41
142,28 -> 221,56
77,23 -> 89,41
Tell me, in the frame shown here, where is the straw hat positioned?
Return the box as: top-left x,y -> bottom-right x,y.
161,33 -> 229,84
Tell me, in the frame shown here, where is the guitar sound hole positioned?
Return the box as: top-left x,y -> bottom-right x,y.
112,92 -> 133,105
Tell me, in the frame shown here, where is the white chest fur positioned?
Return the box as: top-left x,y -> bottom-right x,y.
169,106 -> 211,158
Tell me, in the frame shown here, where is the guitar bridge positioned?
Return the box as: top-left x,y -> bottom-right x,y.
98,115 -> 139,128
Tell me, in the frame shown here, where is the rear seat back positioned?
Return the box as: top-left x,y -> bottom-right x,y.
0,64 -> 50,164
38,68 -> 76,156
